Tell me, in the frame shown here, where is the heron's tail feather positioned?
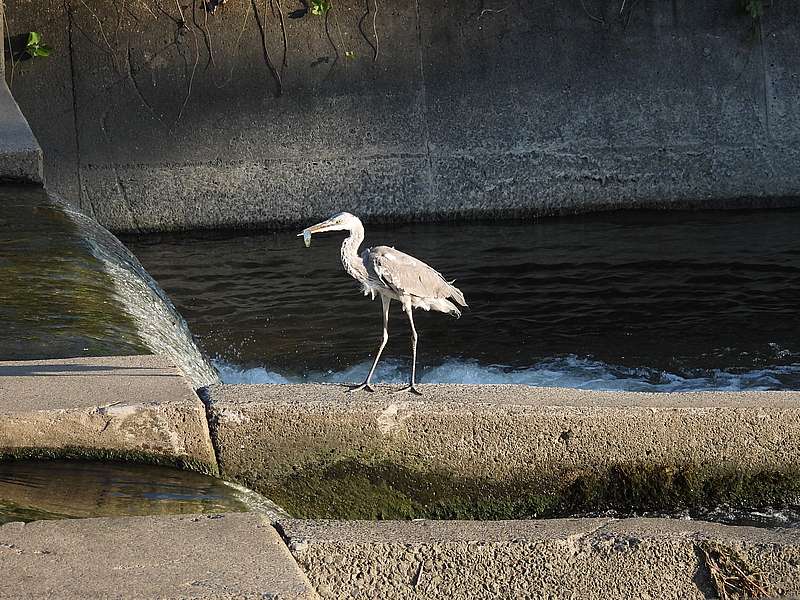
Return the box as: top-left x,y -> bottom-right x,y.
428,298 -> 462,318
448,284 -> 467,308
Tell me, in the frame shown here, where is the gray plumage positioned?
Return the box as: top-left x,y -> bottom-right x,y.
300,212 -> 467,394
365,246 -> 466,317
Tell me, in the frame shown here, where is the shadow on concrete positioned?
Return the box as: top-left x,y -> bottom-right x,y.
0,364 -> 179,377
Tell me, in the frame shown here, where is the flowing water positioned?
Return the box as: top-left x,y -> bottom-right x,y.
0,460 -> 257,524
124,209 -> 800,391
0,185 -> 218,387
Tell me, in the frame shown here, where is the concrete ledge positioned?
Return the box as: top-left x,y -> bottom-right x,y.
0,355 -> 217,474
0,513 -> 319,599
0,81 -> 42,183
0,2 -> 41,183
282,517 -> 800,599
206,384 -> 800,517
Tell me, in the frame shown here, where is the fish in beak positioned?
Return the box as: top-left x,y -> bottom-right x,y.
297,217 -> 340,247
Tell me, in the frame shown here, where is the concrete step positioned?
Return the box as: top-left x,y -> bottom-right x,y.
0,512 -> 319,599
282,516 -> 800,599
0,355 -> 217,473
205,383 -> 800,519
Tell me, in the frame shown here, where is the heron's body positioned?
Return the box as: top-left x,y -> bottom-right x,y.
301,212 -> 467,394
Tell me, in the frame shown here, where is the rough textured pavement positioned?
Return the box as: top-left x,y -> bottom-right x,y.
0,355 -> 217,473
0,513 -> 319,599
282,517 -> 800,599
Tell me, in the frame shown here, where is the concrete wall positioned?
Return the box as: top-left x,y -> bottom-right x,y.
4,0 -> 799,232
0,3 -> 43,183
205,383 -> 800,518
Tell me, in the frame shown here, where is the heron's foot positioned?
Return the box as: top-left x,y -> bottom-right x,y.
347,382 -> 376,393
392,384 -> 422,396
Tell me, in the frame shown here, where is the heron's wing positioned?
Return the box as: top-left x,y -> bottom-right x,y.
364,246 -> 466,306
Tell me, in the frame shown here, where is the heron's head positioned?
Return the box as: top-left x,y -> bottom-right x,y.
299,212 -> 361,236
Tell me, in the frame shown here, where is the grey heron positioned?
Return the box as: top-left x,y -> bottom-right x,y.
299,212 -> 467,394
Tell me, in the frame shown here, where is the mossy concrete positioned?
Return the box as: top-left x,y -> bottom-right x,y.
206,383 -> 800,519
282,517 -> 800,599
257,458 -> 800,521
0,447 -> 217,476
0,355 -> 218,475
1,185 -> 148,360
0,185 -> 218,387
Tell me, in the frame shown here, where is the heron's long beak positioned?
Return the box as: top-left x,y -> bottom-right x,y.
296,219 -> 335,237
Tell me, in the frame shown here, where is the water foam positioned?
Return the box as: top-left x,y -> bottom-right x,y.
214,355 -> 800,392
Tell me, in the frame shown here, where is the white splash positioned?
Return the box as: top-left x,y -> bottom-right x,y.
213,355 -> 800,392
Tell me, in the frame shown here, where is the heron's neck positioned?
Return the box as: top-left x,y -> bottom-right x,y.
341,223 -> 369,284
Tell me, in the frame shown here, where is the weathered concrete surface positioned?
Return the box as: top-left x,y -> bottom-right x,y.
0,512 -> 319,599
282,517 -> 800,599
0,1 -> 42,182
206,383 -> 800,516
0,81 -> 42,183
207,383 -> 800,479
0,0 -> 75,195
4,0 -> 800,231
0,355 -> 218,473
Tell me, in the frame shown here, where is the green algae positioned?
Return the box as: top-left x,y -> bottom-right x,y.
0,185 -> 217,386
0,499 -> 73,525
241,458 -> 800,520
0,446 -> 218,477
564,463 -> 800,512
0,185 -> 148,360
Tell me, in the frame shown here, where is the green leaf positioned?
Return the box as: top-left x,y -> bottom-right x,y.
310,0 -> 329,16
34,47 -> 51,57
738,0 -> 763,20
27,31 -> 40,46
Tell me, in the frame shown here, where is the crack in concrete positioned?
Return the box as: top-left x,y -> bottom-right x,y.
271,520 -> 324,599
126,45 -> 165,127
413,0 -> 435,210
757,18 -> 771,142
65,0 -> 85,212
195,387 -> 222,478
70,139 -> 779,174
112,163 -> 140,232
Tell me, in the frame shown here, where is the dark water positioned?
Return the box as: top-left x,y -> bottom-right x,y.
124,210 -> 800,391
0,185 -> 217,386
0,460 -> 258,524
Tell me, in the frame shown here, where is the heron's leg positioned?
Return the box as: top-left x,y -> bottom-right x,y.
393,304 -> 422,395
349,295 -> 390,393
